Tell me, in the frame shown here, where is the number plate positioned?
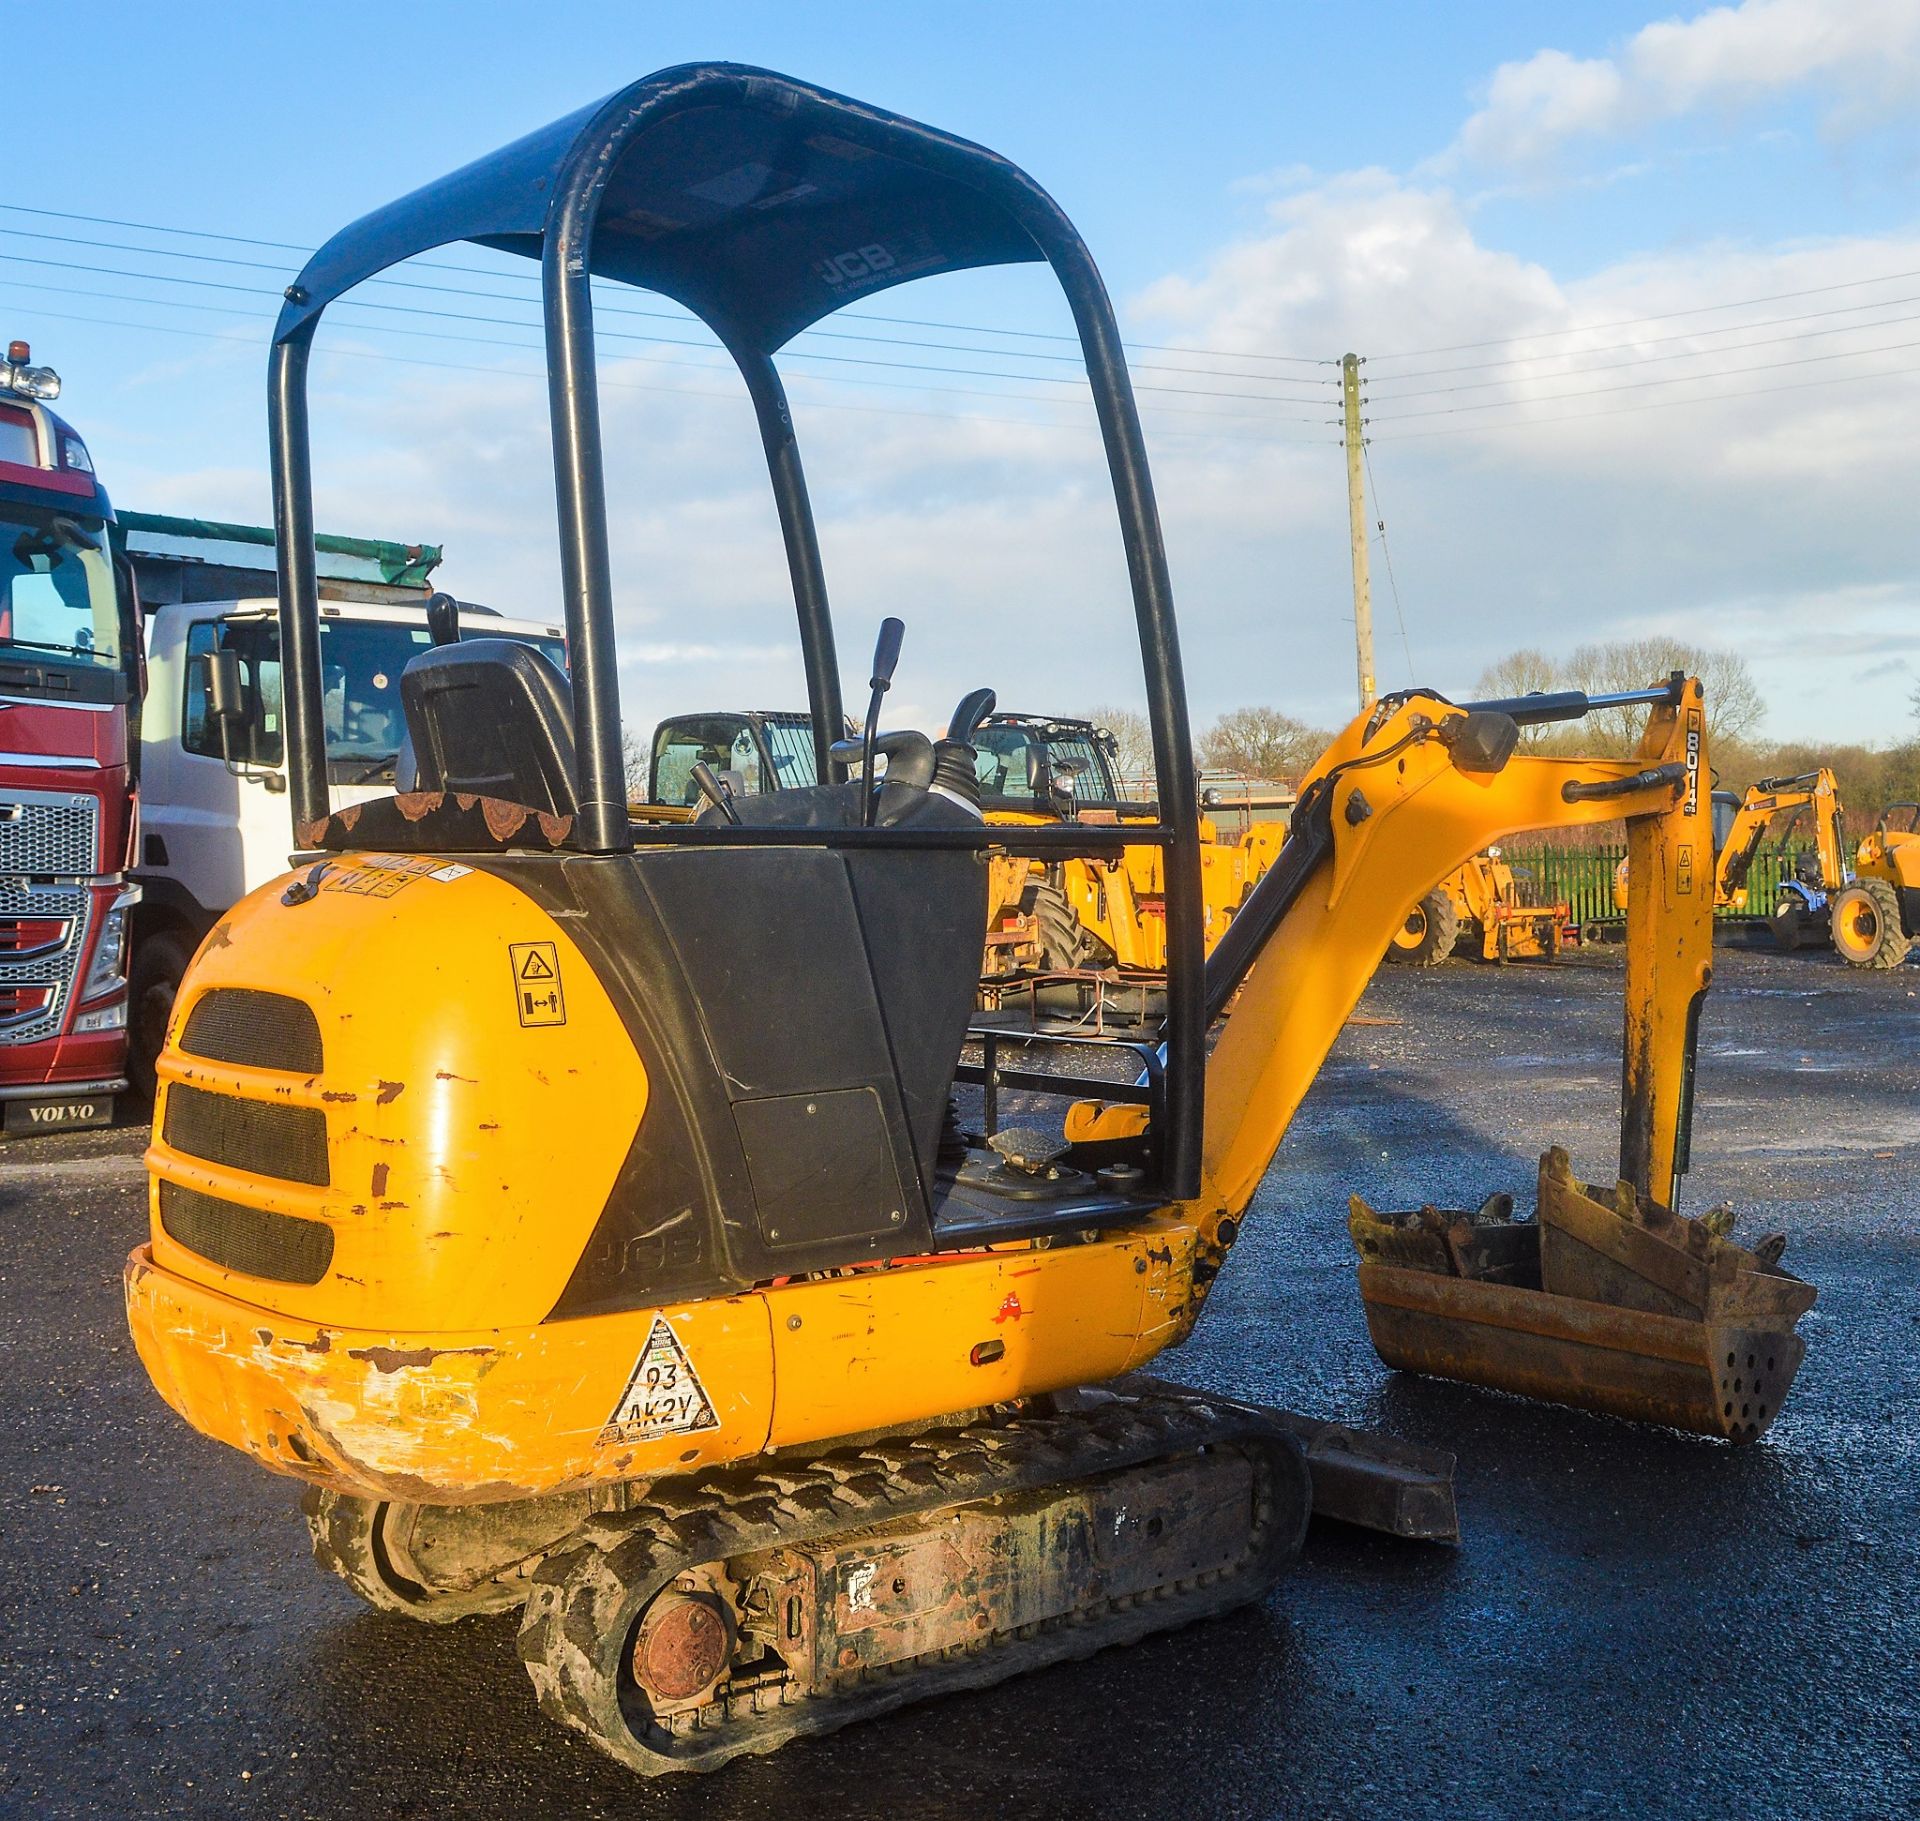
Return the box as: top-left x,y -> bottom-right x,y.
3,1096 -> 114,1136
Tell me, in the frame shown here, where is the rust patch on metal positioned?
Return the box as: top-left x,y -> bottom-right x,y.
370,1162 -> 389,1198
346,1343 -> 494,1373
375,1080 -> 405,1105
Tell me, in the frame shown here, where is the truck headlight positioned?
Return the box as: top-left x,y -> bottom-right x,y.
79,886 -> 140,1004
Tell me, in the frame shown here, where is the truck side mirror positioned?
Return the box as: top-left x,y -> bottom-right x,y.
207,649 -> 246,726
426,591 -> 461,648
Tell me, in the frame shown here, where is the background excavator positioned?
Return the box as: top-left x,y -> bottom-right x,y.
124,67 -> 1809,1779
1385,849 -> 1579,966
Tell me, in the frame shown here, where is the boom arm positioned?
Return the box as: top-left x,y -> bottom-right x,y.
1195,680 -> 1713,1222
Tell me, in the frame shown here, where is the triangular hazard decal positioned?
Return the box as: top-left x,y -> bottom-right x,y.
517,948 -> 555,980
599,1315 -> 721,1446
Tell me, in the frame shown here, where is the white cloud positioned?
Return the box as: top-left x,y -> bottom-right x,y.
1129,170 -> 1920,742
1456,0 -> 1920,168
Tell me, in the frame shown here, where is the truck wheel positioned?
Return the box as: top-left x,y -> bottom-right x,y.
1831,879 -> 1911,970
128,929 -> 194,1104
1386,890 -> 1458,967
1770,899 -> 1805,952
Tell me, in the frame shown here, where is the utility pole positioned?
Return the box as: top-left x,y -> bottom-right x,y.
1341,352 -> 1376,711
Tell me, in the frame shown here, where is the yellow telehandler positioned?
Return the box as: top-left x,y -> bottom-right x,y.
969,711 -> 1287,980
124,66 -> 1812,1778
1832,801 -> 1920,968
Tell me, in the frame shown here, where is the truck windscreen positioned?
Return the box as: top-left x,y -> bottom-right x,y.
185,617 -> 568,778
1,509 -> 121,674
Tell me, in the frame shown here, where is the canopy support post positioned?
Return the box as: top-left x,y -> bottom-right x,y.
738,351 -> 844,777
268,325 -> 331,842
542,227 -> 635,854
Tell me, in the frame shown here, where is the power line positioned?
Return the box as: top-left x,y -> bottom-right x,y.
1367,355 -> 1920,441
1366,290 -> 1920,383
0,202 -> 1334,370
0,294 -> 1343,448
0,272 -> 1333,426
0,223 -> 1340,386
1367,266 -> 1920,361
0,276 -> 1336,426
0,248 -> 1336,407
1365,306 -> 1920,404
1367,332 -> 1920,422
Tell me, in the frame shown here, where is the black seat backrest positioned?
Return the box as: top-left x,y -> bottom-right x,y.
399,638 -> 579,816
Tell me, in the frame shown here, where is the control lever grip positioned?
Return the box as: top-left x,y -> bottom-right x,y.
689,760 -> 741,824
946,687 -> 997,744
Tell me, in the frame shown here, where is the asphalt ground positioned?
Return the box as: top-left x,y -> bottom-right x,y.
2,938 -> 1915,1819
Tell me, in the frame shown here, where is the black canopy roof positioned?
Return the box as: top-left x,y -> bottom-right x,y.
274,64 -> 1054,355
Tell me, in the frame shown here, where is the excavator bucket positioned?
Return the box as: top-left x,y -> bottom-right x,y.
1350,1149 -> 1815,1443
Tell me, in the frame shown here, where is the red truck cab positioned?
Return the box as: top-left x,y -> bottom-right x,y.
0,340 -> 141,1135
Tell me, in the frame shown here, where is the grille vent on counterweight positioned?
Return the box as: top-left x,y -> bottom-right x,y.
162,1083 -> 330,1186
178,989 -> 324,1075
158,1180 -> 335,1285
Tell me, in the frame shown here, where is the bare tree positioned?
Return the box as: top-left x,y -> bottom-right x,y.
621,725 -> 651,802
1471,648 -> 1561,700
1084,704 -> 1154,784
1563,639 -> 1766,753
1198,706 -> 1334,784
1471,648 -> 1563,750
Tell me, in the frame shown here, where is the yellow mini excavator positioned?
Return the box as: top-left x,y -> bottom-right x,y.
125,66 -> 1801,1777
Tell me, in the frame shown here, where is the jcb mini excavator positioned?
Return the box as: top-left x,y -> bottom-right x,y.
126,67 -> 1798,1776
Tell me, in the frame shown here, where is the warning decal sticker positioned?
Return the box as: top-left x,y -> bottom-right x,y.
599,1315 -> 722,1446
508,941 -> 566,1027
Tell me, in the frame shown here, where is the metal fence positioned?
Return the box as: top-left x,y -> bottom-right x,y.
1502,843 -> 1811,927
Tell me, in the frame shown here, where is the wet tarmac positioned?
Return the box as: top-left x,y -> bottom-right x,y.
2,941 -> 1915,1818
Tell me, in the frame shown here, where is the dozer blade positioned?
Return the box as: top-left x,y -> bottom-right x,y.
1121,1376 -> 1459,1543
516,1385 -> 1312,1776
1350,1149 -> 1815,1444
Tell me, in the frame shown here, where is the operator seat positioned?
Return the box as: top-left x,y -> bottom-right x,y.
398,638 -> 579,817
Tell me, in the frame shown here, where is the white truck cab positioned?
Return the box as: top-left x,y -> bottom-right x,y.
130,594 -> 565,1087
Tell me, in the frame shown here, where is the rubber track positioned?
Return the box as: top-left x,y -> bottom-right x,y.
515,1387 -> 1311,1776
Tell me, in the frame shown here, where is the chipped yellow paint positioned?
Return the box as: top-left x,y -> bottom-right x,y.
145,855 -> 644,1332
126,1246 -> 773,1502
126,1226 -> 1195,1500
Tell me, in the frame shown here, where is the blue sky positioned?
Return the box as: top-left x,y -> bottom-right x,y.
10,0 -> 1920,745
